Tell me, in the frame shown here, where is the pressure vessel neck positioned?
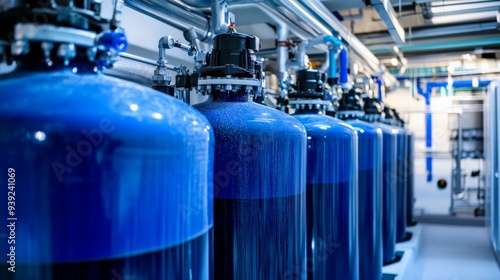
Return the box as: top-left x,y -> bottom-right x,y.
210,90 -> 250,102
13,51 -> 99,74
293,108 -> 323,115
0,5 -> 127,70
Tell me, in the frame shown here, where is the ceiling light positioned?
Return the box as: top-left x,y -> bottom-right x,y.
431,2 -> 500,14
391,58 -> 399,66
431,11 -> 496,24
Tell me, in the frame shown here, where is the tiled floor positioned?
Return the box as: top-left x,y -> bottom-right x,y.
406,224 -> 500,280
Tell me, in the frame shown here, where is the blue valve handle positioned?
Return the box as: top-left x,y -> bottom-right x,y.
99,28 -> 128,53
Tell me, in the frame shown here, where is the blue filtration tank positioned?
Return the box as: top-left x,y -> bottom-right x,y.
0,5 -> 213,280
382,106 -> 408,242
391,109 -> 416,227
193,32 -> 307,279
286,69 -> 359,280
407,130 -> 415,226
337,88 -> 383,280
363,97 -> 398,263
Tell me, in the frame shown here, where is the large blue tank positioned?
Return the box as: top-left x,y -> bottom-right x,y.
286,69 -> 359,280
407,131 -> 415,226
382,107 -> 408,242
193,32 -> 307,279
363,98 -> 398,263
338,88 -> 383,280
0,10 -> 213,280
392,109 -> 416,227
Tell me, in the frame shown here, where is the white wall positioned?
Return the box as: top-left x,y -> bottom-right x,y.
384,87 -> 483,215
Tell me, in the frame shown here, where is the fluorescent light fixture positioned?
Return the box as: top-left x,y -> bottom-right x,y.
431,11 -> 497,24
431,2 -> 500,14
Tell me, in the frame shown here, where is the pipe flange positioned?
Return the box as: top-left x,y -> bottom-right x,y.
8,23 -> 126,68
363,114 -> 382,122
197,76 -> 265,96
337,110 -> 365,119
288,99 -> 332,111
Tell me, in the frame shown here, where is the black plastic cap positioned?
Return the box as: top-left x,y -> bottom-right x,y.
152,84 -> 175,96
363,97 -> 382,115
288,68 -> 326,99
327,77 -> 338,87
391,108 -> 405,126
338,88 -> 363,112
175,74 -> 191,89
200,32 -> 261,78
326,99 -> 339,117
383,106 -> 395,120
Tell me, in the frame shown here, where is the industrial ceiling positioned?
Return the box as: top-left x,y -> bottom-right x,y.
125,0 -> 500,79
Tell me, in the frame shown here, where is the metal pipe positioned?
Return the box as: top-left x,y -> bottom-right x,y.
124,0 -> 210,41
297,41 -> 307,69
277,24 -> 289,97
296,0 -> 385,74
273,0 -> 330,35
233,1 -> 391,82
169,0 -> 211,13
361,22 -> 498,45
319,53 -> 329,73
277,24 -> 288,75
328,47 -> 336,80
211,0 -> 230,35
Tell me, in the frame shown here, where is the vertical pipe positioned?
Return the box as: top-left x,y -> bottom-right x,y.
277,24 -> 289,98
339,46 -> 348,86
211,0 -> 229,35
457,113 -> 462,193
297,41 -> 307,69
322,35 -> 342,81
425,86 -> 433,182
373,76 -> 384,102
277,24 -> 288,74
328,47 -> 337,80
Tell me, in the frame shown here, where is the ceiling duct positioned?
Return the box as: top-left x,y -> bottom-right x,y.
364,0 -> 406,43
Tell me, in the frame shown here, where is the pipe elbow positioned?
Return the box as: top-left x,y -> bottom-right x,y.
158,36 -> 174,49
323,35 -> 343,48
